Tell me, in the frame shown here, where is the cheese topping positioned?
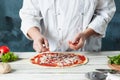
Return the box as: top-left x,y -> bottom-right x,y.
33,53 -> 84,67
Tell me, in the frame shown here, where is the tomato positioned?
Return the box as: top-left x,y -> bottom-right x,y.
79,55 -> 86,61
0,46 -> 10,54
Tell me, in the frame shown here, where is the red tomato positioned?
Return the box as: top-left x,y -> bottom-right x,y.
0,46 -> 10,54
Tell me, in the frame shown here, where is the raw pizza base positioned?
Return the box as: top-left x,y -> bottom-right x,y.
30,52 -> 88,68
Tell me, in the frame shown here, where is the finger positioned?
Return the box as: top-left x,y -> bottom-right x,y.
72,34 -> 80,44
68,40 -> 82,50
38,43 -> 43,49
44,38 -> 49,49
75,39 -> 84,49
68,40 -> 78,47
69,44 -> 77,50
68,41 -> 72,45
41,44 -> 49,52
68,42 -> 77,50
33,44 -> 42,53
42,48 -> 50,52
41,39 -> 49,52
35,40 -> 45,52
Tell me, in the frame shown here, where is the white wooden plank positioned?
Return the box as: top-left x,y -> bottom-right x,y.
9,64 -> 109,74
0,74 -> 89,80
1,51 -> 119,80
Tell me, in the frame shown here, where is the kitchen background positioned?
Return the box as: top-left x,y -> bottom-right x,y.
0,0 -> 119,52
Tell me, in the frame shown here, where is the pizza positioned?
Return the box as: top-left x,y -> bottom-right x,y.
30,52 -> 88,68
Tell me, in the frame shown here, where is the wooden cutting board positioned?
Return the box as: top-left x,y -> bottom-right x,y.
108,63 -> 120,71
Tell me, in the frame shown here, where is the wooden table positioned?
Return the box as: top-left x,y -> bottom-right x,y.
0,51 -> 119,80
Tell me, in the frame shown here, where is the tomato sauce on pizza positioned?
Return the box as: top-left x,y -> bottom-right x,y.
30,52 -> 88,68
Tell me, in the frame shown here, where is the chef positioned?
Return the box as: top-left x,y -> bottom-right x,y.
19,0 -> 116,52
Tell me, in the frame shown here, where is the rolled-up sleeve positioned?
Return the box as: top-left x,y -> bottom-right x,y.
19,0 -> 42,39
88,0 -> 116,37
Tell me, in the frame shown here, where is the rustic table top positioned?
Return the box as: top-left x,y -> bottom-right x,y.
0,51 -> 119,80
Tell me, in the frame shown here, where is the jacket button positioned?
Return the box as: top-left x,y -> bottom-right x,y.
81,13 -> 84,15
58,27 -> 61,30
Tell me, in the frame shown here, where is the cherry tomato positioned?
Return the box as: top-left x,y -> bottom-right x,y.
0,46 -> 10,54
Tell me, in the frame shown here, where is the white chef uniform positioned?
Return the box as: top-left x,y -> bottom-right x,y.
19,0 -> 116,52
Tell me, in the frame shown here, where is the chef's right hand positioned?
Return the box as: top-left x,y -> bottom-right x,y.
33,35 -> 49,53
27,27 -> 49,53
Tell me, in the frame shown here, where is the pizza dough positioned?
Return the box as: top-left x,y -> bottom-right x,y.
30,52 -> 88,68
0,63 -> 12,74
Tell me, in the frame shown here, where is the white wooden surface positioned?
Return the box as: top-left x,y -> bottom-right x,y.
0,51 -> 120,80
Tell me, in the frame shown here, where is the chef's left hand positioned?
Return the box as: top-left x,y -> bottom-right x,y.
68,28 -> 99,50
68,32 -> 87,50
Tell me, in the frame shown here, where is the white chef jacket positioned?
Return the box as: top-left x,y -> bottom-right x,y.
19,0 -> 116,52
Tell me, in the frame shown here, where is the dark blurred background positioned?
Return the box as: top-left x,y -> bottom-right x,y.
0,0 -> 119,52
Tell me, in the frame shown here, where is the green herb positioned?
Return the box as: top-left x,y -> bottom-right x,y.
108,54 -> 120,65
1,52 -> 18,62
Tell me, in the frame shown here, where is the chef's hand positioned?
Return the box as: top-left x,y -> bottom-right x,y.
68,28 -> 99,50
27,27 -> 49,52
33,35 -> 49,52
68,32 -> 86,50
